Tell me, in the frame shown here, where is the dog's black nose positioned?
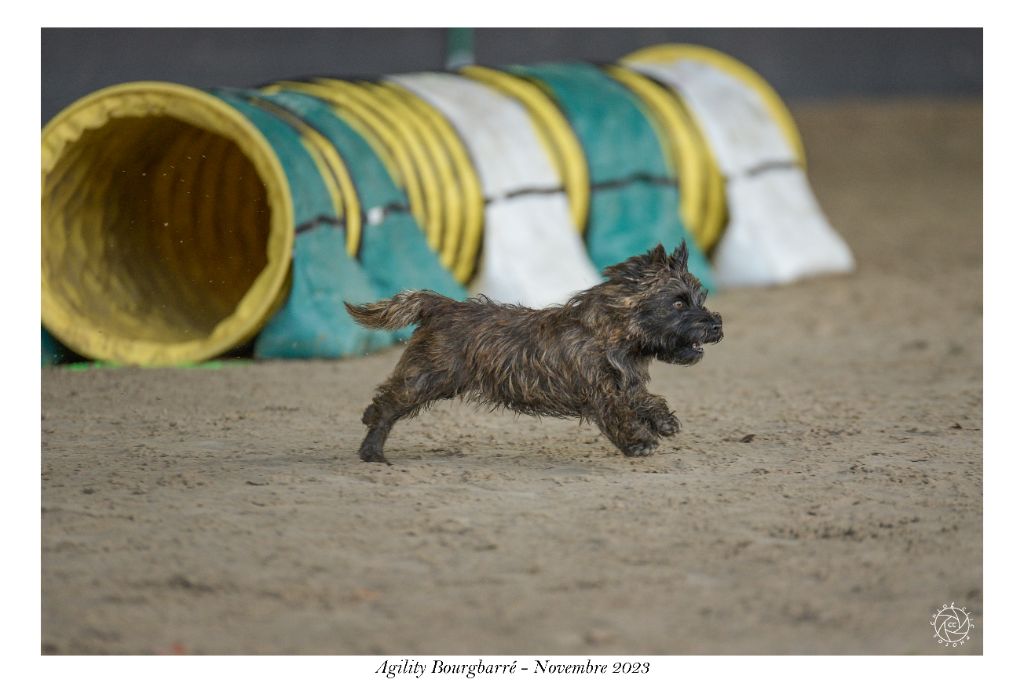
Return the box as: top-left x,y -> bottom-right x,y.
707,314 -> 724,341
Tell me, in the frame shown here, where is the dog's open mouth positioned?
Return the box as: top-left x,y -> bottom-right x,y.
656,342 -> 705,366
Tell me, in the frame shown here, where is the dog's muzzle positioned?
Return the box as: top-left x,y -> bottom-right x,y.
661,314 -> 722,365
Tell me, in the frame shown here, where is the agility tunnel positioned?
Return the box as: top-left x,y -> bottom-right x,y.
42,44 -> 854,366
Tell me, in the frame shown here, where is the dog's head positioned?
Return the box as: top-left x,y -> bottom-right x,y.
603,241 -> 724,366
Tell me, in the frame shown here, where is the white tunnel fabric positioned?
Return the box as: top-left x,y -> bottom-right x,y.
388,72 -> 601,307
628,58 -> 855,287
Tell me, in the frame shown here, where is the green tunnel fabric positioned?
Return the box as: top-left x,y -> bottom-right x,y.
214,90 -> 395,358
509,63 -> 716,291
42,327 -> 71,366
255,89 -> 465,344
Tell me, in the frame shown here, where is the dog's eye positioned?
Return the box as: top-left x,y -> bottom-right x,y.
673,300 -> 685,311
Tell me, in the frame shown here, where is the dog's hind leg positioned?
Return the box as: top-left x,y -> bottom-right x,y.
357,400 -> 398,465
357,369 -> 457,464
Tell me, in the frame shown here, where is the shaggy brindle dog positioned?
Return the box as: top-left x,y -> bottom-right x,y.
345,241 -> 723,464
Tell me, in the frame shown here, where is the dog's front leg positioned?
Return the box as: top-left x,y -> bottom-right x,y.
592,397 -> 661,457
635,393 -> 680,437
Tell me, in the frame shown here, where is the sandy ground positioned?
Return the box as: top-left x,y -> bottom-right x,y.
41,99 -> 982,655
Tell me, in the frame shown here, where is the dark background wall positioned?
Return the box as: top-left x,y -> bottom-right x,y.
42,28 -> 981,124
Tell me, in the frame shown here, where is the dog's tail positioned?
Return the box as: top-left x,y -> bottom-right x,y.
344,290 -> 451,330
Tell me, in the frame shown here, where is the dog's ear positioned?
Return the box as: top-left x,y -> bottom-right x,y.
649,243 -> 669,265
670,240 -> 689,272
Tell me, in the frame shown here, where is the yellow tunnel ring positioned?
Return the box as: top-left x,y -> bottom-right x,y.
41,81 -> 294,366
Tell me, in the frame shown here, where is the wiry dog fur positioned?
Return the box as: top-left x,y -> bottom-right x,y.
345,240 -> 723,464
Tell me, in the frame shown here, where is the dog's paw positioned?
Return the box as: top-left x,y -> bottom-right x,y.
358,447 -> 392,465
624,440 -> 659,457
653,414 -> 680,437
